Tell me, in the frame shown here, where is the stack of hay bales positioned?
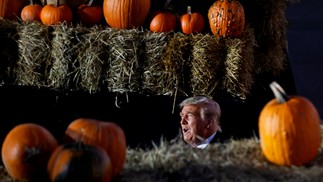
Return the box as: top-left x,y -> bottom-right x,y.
0,0 -> 289,101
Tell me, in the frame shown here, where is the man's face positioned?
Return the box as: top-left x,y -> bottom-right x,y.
179,105 -> 207,146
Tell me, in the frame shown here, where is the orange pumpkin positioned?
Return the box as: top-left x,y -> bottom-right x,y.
0,0 -> 27,19
150,10 -> 176,33
20,0 -> 42,22
259,81 -> 321,166
180,6 -> 204,34
208,0 -> 245,37
64,118 -> 127,177
48,142 -> 112,182
103,0 -> 151,29
1,123 -> 58,181
40,0 -> 72,26
77,0 -> 103,27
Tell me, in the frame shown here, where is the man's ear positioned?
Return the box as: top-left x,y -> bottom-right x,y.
206,119 -> 213,128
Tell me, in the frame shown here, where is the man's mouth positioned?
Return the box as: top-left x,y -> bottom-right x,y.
183,128 -> 190,134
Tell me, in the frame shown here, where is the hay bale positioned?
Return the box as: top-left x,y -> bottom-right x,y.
121,131 -> 323,181
251,0 -> 288,76
190,34 -> 225,97
48,23 -> 84,90
0,18 -> 18,85
142,31 -> 171,95
14,21 -> 51,87
73,25 -> 107,93
222,27 -> 255,100
103,28 -> 144,93
162,33 -> 191,97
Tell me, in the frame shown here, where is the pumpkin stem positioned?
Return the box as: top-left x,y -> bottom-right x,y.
29,0 -> 34,5
269,81 -> 289,103
87,0 -> 93,6
187,6 -> 192,14
55,0 -> 58,7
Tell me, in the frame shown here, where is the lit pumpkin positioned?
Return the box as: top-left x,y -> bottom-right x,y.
20,0 -> 42,22
208,0 -> 245,37
103,0 -> 151,29
77,0 -> 103,27
150,10 -> 176,33
259,81 -> 321,166
64,118 -> 127,177
0,0 -> 27,19
40,0 -> 73,26
1,123 -> 58,181
180,6 -> 204,34
47,142 -> 112,182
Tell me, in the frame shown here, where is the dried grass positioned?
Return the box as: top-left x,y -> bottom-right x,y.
0,18 -> 18,85
142,31 -> 170,95
73,25 -> 107,93
0,0 -> 290,100
253,0 -> 288,75
119,129 -> 323,182
14,21 -> 51,87
190,34 -> 225,97
222,27 -> 256,100
48,23 -> 83,90
103,28 -> 144,94
1,131 -> 323,182
162,33 -> 191,97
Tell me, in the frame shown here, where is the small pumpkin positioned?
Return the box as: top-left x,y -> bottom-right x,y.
40,0 -> 73,26
180,6 -> 204,34
77,0 -> 103,27
208,0 -> 245,37
48,142 -> 112,182
150,10 -> 176,33
0,0 -> 28,19
64,118 -> 127,177
103,0 -> 151,29
258,81 -> 321,166
1,123 -> 58,181
20,0 -> 42,22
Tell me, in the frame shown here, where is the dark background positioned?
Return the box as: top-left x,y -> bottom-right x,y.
286,0 -> 323,119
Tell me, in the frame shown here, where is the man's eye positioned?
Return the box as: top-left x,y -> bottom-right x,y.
187,114 -> 195,119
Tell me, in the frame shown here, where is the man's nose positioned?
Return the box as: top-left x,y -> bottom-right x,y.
180,116 -> 187,124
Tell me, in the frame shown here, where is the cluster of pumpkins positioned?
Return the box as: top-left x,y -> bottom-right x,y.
0,85 -> 321,181
0,0 -> 245,37
1,118 -> 126,181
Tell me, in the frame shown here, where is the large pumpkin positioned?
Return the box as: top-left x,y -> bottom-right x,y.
48,142 -> 112,182
208,0 -> 245,37
103,0 -> 151,29
259,81 -> 321,166
1,123 -> 58,181
0,0 -> 27,19
64,118 -> 127,177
